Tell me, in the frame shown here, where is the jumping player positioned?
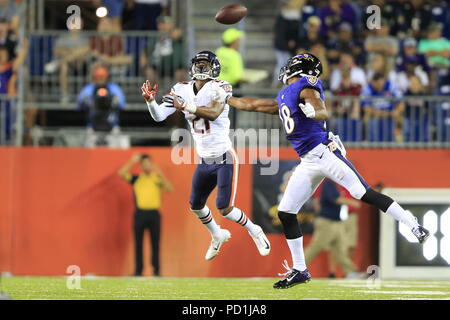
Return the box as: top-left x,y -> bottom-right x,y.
141,50 -> 271,261
212,53 -> 430,288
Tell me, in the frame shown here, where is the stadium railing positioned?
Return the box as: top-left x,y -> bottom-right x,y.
6,28 -> 449,148
234,91 -> 450,149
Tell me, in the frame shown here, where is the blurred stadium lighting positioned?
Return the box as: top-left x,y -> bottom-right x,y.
96,6 -> 108,18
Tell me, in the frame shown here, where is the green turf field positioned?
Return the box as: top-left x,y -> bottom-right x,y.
2,277 -> 450,300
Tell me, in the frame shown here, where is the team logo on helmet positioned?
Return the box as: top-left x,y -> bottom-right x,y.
278,53 -> 323,85
306,76 -> 318,85
189,51 -> 221,80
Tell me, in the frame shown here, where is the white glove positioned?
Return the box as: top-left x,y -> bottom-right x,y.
211,83 -> 231,105
299,102 -> 316,118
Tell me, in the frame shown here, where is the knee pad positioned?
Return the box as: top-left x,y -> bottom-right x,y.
361,188 -> 394,212
278,211 -> 302,239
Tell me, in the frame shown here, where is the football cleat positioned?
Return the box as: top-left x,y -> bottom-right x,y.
412,225 -> 430,244
273,260 -> 311,289
248,225 -> 271,256
205,229 -> 231,261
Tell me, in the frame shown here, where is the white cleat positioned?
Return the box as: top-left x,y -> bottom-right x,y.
205,229 -> 231,261
249,225 -> 271,256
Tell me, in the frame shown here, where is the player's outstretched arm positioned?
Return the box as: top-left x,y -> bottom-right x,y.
169,93 -> 225,121
299,88 -> 329,121
141,80 -> 176,122
227,96 -> 279,115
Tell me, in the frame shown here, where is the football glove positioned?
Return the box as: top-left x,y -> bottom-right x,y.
162,94 -> 175,107
163,93 -> 197,113
299,102 -> 316,118
141,80 -> 158,102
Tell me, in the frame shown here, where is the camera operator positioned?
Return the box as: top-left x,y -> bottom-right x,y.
77,64 -> 126,147
118,153 -> 173,277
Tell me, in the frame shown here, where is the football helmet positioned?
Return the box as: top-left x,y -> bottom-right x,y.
278,53 -> 322,85
189,50 -> 221,80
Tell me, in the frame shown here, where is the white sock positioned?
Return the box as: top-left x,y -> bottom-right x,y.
224,207 -> 259,234
191,206 -> 222,237
386,202 -> 419,230
286,237 -> 307,272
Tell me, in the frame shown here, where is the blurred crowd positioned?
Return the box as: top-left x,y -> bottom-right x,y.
274,0 -> 450,142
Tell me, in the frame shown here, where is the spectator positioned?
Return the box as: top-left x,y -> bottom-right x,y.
133,0 -> 169,31
366,53 -> 399,86
0,38 -> 28,143
91,17 -> 132,71
318,0 -> 357,40
397,61 -> 429,94
361,72 -> 404,142
118,153 -> 173,277
308,42 -> 330,81
403,75 -> 430,142
0,18 -> 16,60
76,64 -> 126,147
329,52 -> 367,92
328,183 -> 361,278
331,69 -> 362,142
50,18 -> 90,104
402,0 -> 449,38
326,22 -> 363,66
0,38 -> 28,96
92,0 -> 124,31
216,28 -> 244,88
397,37 -> 431,77
298,0 -> 319,38
0,0 -> 20,34
140,15 -> 186,86
296,16 -> 325,53
364,21 -> 399,69
418,23 -> 450,68
272,0 -> 301,86
305,179 -> 363,279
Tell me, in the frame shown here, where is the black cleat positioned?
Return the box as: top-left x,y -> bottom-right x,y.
412,225 -> 430,244
273,268 -> 311,289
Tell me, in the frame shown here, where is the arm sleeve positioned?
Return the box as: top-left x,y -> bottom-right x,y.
147,100 -> 176,122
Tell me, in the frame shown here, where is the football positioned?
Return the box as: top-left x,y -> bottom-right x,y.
215,4 -> 248,25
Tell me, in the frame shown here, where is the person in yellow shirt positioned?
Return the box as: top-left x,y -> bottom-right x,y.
118,153 -> 173,276
216,28 -> 245,87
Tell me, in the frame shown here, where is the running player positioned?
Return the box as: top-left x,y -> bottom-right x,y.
212,53 -> 430,288
141,50 -> 271,261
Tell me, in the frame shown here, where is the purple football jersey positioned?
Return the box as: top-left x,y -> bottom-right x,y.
276,76 -> 328,157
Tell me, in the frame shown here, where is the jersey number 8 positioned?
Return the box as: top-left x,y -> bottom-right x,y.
280,104 -> 295,134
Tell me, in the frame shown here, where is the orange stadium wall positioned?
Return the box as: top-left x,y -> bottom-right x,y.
1,147 -> 449,278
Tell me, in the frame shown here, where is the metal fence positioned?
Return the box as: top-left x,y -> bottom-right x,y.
234,94 -> 450,149
2,28 -> 448,148
25,30 -> 186,109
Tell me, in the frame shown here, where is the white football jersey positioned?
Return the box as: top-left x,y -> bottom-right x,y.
171,80 -> 233,158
